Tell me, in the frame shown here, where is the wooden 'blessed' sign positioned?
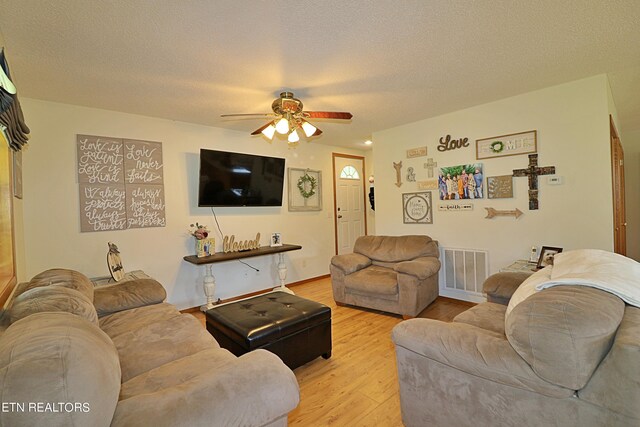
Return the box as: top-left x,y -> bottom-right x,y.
77,135 -> 166,232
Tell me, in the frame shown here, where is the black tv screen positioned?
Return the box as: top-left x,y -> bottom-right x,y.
198,149 -> 285,207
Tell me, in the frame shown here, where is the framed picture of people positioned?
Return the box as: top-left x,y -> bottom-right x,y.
438,163 -> 484,200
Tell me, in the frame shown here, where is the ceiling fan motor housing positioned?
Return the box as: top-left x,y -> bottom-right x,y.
272,92 -> 304,116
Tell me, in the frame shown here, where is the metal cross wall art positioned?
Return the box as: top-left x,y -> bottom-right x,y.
512,154 -> 555,210
424,158 -> 437,178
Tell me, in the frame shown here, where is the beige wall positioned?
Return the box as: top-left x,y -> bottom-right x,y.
18,98 -> 367,309
372,75 -> 615,275
622,129 -> 640,261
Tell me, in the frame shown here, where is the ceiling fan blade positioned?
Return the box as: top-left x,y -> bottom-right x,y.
312,128 -> 323,136
221,113 -> 276,118
304,111 -> 353,120
250,121 -> 274,135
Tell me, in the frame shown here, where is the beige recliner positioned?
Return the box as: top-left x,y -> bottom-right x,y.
392,272 -> 640,426
330,235 -> 440,318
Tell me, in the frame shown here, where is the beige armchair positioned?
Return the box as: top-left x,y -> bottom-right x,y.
330,235 -> 440,318
392,271 -> 640,426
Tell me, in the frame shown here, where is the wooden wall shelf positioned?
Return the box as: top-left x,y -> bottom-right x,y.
183,244 -> 302,265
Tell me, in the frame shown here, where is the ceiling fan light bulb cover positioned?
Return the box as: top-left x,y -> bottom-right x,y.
301,121 -> 317,137
275,117 -> 289,134
261,124 -> 276,139
288,129 -> 300,143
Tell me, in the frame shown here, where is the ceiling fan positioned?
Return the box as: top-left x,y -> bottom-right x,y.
221,91 -> 353,145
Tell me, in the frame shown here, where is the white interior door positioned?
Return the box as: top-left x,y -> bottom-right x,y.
334,155 -> 366,255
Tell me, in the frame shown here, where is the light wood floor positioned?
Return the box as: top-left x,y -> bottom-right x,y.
190,277 -> 472,426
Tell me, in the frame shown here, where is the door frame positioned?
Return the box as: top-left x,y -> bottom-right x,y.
332,153 -> 368,255
609,115 -> 626,255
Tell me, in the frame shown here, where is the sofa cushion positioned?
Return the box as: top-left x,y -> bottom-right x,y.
395,257 -> 441,279
330,252 -> 371,275
483,272 -> 532,305
354,235 -> 438,263
99,302 -> 182,339
120,347 -> 236,399
505,286 -> 625,390
578,305 -> 640,420
345,265 -> 398,298
17,268 -> 94,301
93,278 -> 167,317
453,302 -> 507,336
0,312 -> 121,427
111,313 -> 219,382
10,286 -> 98,325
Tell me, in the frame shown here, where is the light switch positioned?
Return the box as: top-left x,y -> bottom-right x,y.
547,176 -> 563,185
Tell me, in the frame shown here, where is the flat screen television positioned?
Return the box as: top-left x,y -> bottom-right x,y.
198,149 -> 285,207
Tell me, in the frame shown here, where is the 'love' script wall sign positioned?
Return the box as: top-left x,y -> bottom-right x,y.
77,134 -> 166,232
437,135 -> 469,152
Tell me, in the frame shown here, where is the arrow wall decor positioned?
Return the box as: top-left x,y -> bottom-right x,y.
485,207 -> 523,219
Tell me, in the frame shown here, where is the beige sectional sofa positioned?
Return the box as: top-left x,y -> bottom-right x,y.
392,271 -> 640,426
330,235 -> 441,318
0,269 -> 300,427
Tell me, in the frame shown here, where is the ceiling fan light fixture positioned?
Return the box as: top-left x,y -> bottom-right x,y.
301,121 -> 317,138
261,123 -> 276,139
288,129 -> 300,143
275,117 -> 289,134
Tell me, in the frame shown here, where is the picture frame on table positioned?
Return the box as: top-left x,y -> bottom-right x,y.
536,246 -> 563,269
271,232 -> 282,247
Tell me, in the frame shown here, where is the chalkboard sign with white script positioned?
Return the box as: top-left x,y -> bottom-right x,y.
79,184 -> 127,231
126,184 -> 166,229
77,135 -> 124,184
77,135 -> 166,232
124,139 -> 164,184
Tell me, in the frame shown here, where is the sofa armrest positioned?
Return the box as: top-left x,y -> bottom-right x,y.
112,349 -> 300,427
394,257 -> 440,280
392,319 -> 572,398
482,272 -> 532,305
330,253 -> 371,275
93,278 -> 166,317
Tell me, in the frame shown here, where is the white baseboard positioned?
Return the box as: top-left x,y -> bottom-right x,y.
439,288 -> 487,304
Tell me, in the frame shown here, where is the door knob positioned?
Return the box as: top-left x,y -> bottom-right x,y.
338,215 -> 343,219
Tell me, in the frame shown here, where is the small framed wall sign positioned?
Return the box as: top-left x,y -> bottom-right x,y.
402,192 -> 433,224
406,146 -> 427,158
438,203 -> 473,211
487,175 -> 514,199
476,130 -> 537,160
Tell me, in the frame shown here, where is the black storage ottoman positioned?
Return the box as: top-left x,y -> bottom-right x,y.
205,291 -> 332,370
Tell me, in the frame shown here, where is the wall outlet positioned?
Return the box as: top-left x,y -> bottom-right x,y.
547,176 -> 563,185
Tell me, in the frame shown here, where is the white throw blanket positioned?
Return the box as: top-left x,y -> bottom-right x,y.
506,249 -> 640,316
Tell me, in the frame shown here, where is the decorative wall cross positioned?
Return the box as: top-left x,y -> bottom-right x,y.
424,158 -> 437,178
393,161 -> 403,187
512,154 -> 555,210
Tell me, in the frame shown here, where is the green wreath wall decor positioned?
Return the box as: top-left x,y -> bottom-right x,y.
490,140 -> 505,153
297,173 -> 317,199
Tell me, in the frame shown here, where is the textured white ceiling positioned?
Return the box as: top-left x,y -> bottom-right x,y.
0,0 -> 639,149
